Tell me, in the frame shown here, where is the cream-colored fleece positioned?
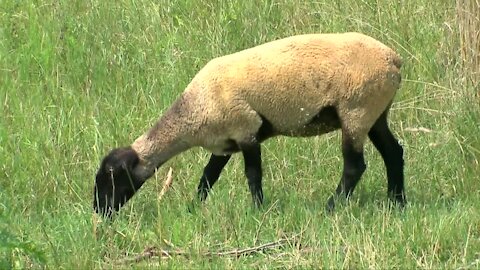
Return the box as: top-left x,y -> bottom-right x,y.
132,32 -> 402,179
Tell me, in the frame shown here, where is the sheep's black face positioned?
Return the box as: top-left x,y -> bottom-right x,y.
93,147 -> 143,217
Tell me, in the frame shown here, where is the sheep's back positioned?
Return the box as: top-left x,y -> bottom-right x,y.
190,32 -> 402,138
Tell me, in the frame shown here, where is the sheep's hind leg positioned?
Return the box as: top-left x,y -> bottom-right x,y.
368,111 -> 406,207
326,133 -> 366,212
240,141 -> 264,207
197,154 -> 231,201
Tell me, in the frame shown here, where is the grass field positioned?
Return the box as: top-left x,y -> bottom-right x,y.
1,0 -> 479,268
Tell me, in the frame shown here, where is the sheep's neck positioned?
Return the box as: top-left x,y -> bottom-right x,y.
131,96 -> 197,181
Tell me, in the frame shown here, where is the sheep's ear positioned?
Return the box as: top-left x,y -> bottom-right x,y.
102,147 -> 139,174
120,147 -> 139,170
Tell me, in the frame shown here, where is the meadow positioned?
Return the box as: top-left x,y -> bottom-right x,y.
1,0 -> 479,268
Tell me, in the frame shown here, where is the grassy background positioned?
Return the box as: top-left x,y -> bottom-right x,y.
1,0 -> 479,268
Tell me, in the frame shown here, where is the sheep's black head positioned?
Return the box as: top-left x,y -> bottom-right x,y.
93,147 -> 144,217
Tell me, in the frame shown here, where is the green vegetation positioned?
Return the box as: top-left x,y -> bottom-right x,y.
1,0 -> 479,268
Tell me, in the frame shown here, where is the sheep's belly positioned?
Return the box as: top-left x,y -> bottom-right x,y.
284,123 -> 339,137
274,105 -> 341,138
200,106 -> 341,154
202,138 -> 240,156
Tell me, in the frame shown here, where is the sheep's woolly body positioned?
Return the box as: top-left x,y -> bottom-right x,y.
132,32 -> 402,178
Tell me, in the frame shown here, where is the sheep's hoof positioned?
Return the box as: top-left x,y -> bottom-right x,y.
251,192 -> 264,209
252,200 -> 263,210
325,195 -> 350,213
325,196 -> 336,213
389,198 -> 407,210
388,192 -> 407,209
187,198 -> 203,214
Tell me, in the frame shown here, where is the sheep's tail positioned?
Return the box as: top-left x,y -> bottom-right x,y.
392,53 -> 402,70
387,51 -> 403,89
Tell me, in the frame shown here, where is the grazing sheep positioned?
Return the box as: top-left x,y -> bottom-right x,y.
93,32 -> 405,217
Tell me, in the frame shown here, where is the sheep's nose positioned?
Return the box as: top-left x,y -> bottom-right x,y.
93,199 -> 112,217
97,205 -> 114,218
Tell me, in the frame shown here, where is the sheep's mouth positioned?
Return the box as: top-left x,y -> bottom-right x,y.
93,198 -> 113,217
94,200 -> 123,218
94,191 -> 135,218
93,191 -> 118,218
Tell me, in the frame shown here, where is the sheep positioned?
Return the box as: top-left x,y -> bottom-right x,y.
93,32 -> 406,217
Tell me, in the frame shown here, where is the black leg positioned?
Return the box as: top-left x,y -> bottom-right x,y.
241,142 -> 263,207
368,112 -> 406,206
326,134 -> 366,211
197,154 -> 231,201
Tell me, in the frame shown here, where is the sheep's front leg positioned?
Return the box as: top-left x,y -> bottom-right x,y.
326,134 -> 366,211
240,142 -> 263,207
197,154 -> 231,201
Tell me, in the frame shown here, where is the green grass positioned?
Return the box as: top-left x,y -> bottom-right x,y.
1,0 -> 479,268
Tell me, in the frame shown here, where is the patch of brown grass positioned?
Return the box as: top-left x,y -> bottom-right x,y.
457,0 -> 480,92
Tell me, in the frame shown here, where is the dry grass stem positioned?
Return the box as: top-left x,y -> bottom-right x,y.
119,235 -> 302,264
456,0 -> 480,89
158,167 -> 173,201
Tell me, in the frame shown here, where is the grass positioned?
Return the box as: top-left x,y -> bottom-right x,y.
457,0 -> 480,89
1,0 -> 479,268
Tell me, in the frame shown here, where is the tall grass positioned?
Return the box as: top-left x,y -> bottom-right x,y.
1,0 -> 479,268
457,0 -> 480,90
453,0 -> 480,183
